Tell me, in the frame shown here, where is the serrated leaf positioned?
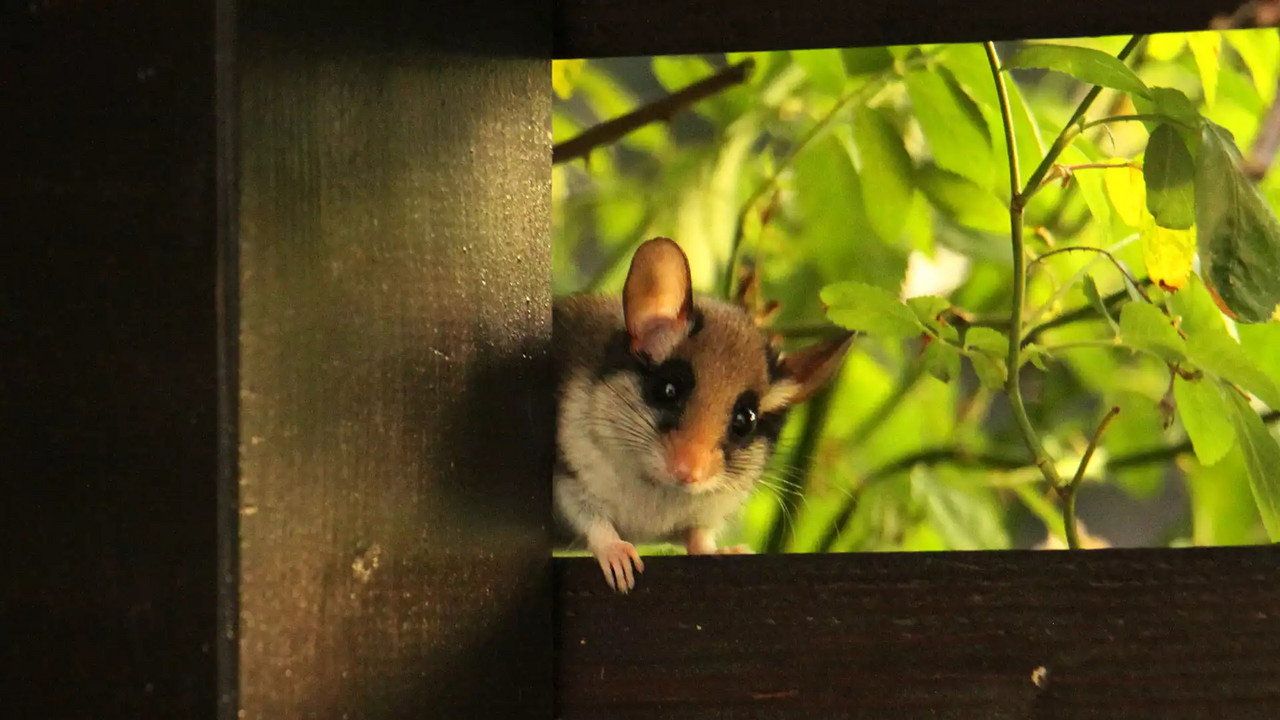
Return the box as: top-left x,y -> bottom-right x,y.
905,69 -> 993,186
1172,274 -> 1280,409
1174,376 -> 1236,465
822,281 -> 923,338
1225,390 -> 1280,540
854,107 -> 915,243
964,326 -> 1008,390
1004,43 -> 1152,99
906,295 -> 950,325
1195,121 -> 1280,323
1103,162 -> 1147,228
1188,33 -> 1221,107
1140,216 -> 1195,290
916,164 -> 1008,234
1083,274 -> 1121,334
1145,124 -> 1196,229
923,326 -> 962,383
1119,302 -> 1186,362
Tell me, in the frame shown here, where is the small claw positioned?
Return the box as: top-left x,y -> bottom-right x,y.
593,540 -> 643,593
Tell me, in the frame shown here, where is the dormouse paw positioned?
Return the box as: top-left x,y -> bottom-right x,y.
716,544 -> 754,555
593,540 -> 644,593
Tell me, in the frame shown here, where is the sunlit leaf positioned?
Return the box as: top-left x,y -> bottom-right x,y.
1225,390 -> 1280,540
1238,323 -> 1280,396
1187,33 -> 1221,107
1145,124 -> 1196,229
1174,376 -> 1236,465
1059,146 -> 1110,227
1119,301 -> 1185,362
1186,445 -> 1266,546
1195,121 -> 1280,323
1003,43 -> 1152,99
905,68 -> 993,186
651,55 -> 719,93
792,48 -> 848,94
916,164 -> 1008,234
552,59 -> 585,99
1083,274 -> 1121,334
1103,161 -> 1146,228
1145,33 -> 1187,61
1225,29 -> 1280,104
1172,274 -> 1280,409
822,281 -> 923,338
854,107 -> 915,243
1140,216 -> 1195,290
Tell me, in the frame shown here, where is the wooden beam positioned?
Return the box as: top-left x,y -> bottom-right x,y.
554,0 -> 1245,58
557,548 -> 1280,718
234,2 -> 554,718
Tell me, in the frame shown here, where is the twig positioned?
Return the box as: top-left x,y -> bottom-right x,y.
1246,74 -> 1280,181
986,41 -> 1064,488
1078,113 -> 1196,132
1061,406 -> 1121,550
552,60 -> 754,165
1019,36 -> 1145,205
1021,283 -> 1144,347
1027,246 -> 1152,305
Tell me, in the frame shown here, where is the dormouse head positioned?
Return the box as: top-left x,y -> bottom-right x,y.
612,237 -> 852,494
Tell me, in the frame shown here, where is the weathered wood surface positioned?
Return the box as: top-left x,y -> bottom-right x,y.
554,0 -> 1244,58
557,548 -> 1280,719
235,1 -> 554,718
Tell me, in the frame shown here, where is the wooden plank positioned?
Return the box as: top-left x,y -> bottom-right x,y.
554,0 -> 1244,58
0,2 -> 228,718
557,548 -> 1280,718
234,2 -> 554,718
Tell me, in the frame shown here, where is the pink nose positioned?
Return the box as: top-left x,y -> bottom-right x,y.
667,445 -> 711,484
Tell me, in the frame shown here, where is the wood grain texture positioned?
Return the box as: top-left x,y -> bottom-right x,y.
554,0 -> 1245,58
0,2 -> 225,717
236,2 -> 553,718
557,548 -> 1280,719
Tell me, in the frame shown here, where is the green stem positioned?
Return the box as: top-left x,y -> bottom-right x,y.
1062,406 -> 1122,550
1019,35 -> 1145,204
986,41 -> 1063,488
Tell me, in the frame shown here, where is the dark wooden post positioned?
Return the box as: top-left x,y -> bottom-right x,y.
4,1 -> 552,718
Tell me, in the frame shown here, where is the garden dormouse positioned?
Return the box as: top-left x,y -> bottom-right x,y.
552,237 -> 852,591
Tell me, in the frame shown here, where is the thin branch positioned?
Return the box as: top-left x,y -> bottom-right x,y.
552,60 -> 755,165
1019,35 -> 1145,205
1027,245 -> 1152,305
987,41 -> 1063,488
1061,406 -> 1121,550
1079,113 -> 1194,132
1246,73 -> 1280,181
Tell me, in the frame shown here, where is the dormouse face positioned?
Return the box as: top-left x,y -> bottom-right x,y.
600,237 -> 852,495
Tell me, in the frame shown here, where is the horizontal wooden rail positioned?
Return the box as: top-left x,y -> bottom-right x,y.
554,0 -> 1245,58
557,547 -> 1280,718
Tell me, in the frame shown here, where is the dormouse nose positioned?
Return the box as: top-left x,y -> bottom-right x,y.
666,436 -> 716,485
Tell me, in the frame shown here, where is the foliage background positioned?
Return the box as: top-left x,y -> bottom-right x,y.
552,31 -> 1280,553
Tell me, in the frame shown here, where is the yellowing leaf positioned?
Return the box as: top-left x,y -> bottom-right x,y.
1141,216 -> 1195,290
552,59 -> 584,99
1187,33 -> 1221,107
1103,161 -> 1146,228
1145,33 -> 1187,61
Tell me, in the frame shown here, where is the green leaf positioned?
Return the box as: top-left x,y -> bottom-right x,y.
906,295 -> 950,325
853,107 -> 915,243
1187,33 -> 1221,107
916,165 -> 1008,234
1225,29 -> 1280,103
1024,343 -> 1053,371
1174,377 -> 1236,466
1004,43 -> 1152,99
1149,87 -> 1202,130
964,326 -> 1009,390
923,325 -> 962,383
822,281 -> 923,338
1186,443 -> 1266,546
841,47 -> 894,77
1238,323 -> 1280,396
1144,124 -> 1196,230
1060,146 -> 1110,227
1173,277 -> 1280,410
1083,274 -> 1121,334
905,69 -> 993,186
1118,302 -> 1186,362
1225,390 -> 1280,541
914,471 -> 1010,550
552,59 -> 584,99
791,48 -> 847,94
1195,121 -> 1280,323
1103,162 -> 1147,228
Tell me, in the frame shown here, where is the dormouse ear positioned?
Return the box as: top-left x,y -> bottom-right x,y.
623,237 -> 694,362
761,332 -> 855,412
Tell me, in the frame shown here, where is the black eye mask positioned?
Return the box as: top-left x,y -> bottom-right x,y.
641,358 -> 695,432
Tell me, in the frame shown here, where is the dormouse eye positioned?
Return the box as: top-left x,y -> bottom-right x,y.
643,360 -> 694,409
728,392 -> 759,443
